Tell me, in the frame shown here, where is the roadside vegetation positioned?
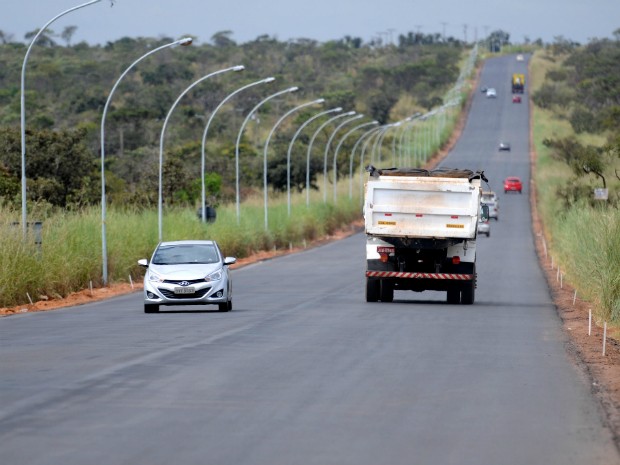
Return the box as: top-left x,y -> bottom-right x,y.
0,28 -> 481,307
530,33 -> 620,324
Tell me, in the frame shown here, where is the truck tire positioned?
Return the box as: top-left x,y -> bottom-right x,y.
366,278 -> 379,302
461,281 -> 475,305
379,280 -> 394,302
447,288 -> 460,304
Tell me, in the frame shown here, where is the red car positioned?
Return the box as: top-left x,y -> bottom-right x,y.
504,176 -> 523,193
512,95 -> 522,103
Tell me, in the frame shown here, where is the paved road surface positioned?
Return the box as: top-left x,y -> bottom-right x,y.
1,55 -> 618,465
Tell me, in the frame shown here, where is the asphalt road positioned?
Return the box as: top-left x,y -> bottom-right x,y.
1,55 -> 619,465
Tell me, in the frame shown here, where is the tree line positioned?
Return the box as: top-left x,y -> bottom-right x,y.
0,29 -> 468,211
533,31 -> 620,208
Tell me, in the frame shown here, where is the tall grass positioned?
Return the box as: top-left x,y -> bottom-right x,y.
553,207 -> 620,322
0,186 -> 363,308
530,50 -> 620,323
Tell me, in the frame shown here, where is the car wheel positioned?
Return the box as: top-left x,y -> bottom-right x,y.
366,278 -> 380,302
144,304 -> 159,313
219,300 -> 231,312
487,230 -> 490,237
379,280 -> 394,302
519,190 -> 522,194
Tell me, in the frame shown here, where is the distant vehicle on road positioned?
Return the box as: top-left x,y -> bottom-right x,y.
504,177 -> 523,194
516,54 -> 524,61
512,73 -> 525,93
477,216 -> 490,236
499,142 -> 511,151
486,88 -> 497,98
512,95 -> 522,103
138,240 -> 236,313
481,191 -> 499,220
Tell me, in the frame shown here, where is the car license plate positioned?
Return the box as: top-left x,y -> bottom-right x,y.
174,287 -> 195,294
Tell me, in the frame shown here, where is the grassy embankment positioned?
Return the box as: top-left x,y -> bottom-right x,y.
530,51 -> 620,324
0,185 -> 362,308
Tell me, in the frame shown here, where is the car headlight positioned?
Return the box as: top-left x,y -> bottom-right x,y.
205,268 -> 223,282
148,271 -> 164,283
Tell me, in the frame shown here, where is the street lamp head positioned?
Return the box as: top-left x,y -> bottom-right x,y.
287,86 -> 299,93
263,77 -> 276,83
314,98 -> 325,104
345,111 -> 356,116
333,107 -> 343,112
178,37 -> 193,46
233,65 -> 245,72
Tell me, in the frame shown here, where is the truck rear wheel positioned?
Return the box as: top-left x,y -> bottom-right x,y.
461,266 -> 476,305
461,281 -> 475,305
447,288 -> 460,304
366,278 -> 379,302
380,280 -> 394,302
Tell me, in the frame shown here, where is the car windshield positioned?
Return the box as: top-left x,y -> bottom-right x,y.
152,244 -> 219,265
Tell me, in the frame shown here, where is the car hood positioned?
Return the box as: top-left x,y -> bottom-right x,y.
149,263 -> 222,280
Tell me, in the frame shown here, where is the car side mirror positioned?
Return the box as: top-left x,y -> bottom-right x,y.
224,257 -> 237,266
138,259 -> 148,267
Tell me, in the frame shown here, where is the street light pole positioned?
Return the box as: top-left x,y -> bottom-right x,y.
284,104 -> 338,216
199,76 -> 275,222
234,86 -> 298,223
100,36 -> 192,285
21,0 -> 102,238
158,65 -> 244,242
263,99 -> 325,231
333,121 -> 377,202
349,125 -> 382,199
305,111 -> 354,205
323,114 -> 363,202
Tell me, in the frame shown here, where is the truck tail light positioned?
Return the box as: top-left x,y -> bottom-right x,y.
452,256 -> 461,265
377,246 -> 394,263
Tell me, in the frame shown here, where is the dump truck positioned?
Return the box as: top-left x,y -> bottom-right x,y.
364,166 -> 488,305
512,73 -> 525,93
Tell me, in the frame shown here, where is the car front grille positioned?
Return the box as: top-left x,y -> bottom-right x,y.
163,278 -> 205,285
158,287 -> 211,299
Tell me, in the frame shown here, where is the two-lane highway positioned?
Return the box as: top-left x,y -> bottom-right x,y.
1,55 -> 619,465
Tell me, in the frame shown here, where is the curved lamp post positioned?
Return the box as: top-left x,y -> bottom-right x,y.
263,99 -> 325,230
323,114 -> 363,202
234,86 -> 298,222
284,105 -> 339,216
398,113 -> 422,166
331,120 -> 378,202
100,36 -> 192,284
360,126 -> 386,197
378,122 -> 401,165
21,0 -> 102,237
349,125 -> 382,199
199,76 -> 275,222
305,111 -> 353,205
158,65 -> 245,242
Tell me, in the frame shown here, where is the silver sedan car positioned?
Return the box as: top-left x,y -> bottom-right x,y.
138,240 -> 236,313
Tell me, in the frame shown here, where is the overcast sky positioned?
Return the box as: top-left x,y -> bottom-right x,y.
3,0 -> 618,46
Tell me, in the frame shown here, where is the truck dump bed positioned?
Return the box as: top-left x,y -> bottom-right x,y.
364,167 -> 484,240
